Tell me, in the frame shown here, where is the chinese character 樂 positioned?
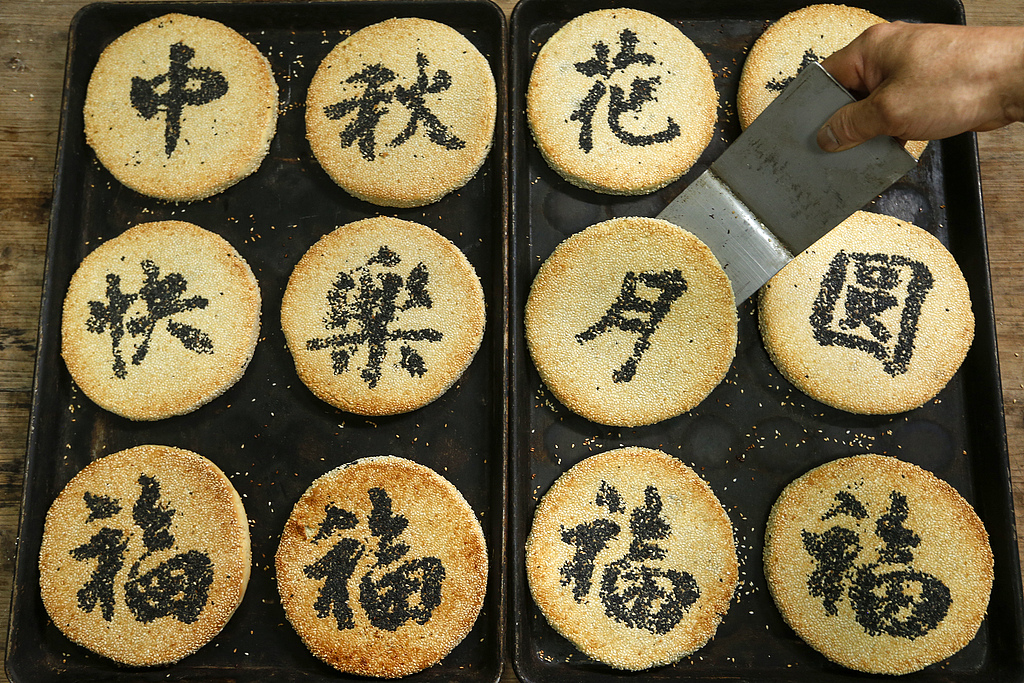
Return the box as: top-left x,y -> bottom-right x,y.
306,246 -> 442,389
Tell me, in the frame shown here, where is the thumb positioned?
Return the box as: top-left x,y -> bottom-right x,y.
817,97 -> 893,152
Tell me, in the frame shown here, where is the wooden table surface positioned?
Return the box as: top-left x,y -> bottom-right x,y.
1,1 -> 1021,681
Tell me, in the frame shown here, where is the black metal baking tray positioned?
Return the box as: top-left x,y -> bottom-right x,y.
509,0 -> 1024,681
7,2 -> 507,682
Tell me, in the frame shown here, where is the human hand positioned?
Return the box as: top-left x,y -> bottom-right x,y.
817,22 -> 1024,152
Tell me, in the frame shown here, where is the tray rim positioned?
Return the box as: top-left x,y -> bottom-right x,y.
6,1 -> 511,681
506,0 -> 1024,681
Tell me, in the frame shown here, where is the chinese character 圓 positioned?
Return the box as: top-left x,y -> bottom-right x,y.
810,251 -> 934,377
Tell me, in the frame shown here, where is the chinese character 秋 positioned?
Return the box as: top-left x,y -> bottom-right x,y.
323,53 -> 465,162
305,246 -> 442,389
810,251 -> 934,376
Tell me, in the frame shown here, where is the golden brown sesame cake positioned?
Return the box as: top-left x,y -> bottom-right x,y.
84,13 -> 278,201
280,216 -> 485,416
527,8 -> 718,194
526,447 -> 737,670
39,445 -> 251,666
275,456 -> 488,678
737,4 -> 927,158
61,220 -> 261,421
306,17 -> 496,208
525,216 -> 736,427
764,454 -> 992,674
758,211 -> 974,414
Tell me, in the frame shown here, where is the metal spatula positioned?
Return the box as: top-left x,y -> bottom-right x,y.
657,61 -> 917,303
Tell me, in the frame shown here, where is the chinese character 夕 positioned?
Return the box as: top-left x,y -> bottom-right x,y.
765,47 -> 822,93
577,269 -> 687,383
810,251 -> 934,377
323,52 -> 466,162
130,42 -> 229,157
306,246 -> 442,389
303,487 -> 445,632
71,475 -> 214,624
570,28 -> 681,153
559,480 -> 700,635
85,259 -> 214,379
801,489 -> 951,639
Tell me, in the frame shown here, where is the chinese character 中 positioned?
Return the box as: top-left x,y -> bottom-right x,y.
801,489 -> 951,639
306,246 -> 442,389
576,269 -> 687,383
570,28 -> 681,153
130,42 -> 229,156
810,251 -> 934,377
85,259 -> 214,379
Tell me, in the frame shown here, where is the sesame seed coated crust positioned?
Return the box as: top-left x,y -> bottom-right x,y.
527,8 -> 717,195
38,445 -> 251,667
84,13 -> 279,201
275,456 -> 488,678
61,220 -> 262,421
737,4 -> 927,158
525,216 -> 737,427
526,447 -> 738,670
764,454 -> 993,675
306,18 -> 496,208
280,216 -> 486,416
758,211 -> 974,415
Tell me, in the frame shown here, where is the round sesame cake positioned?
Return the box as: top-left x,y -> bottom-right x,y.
39,445 -> 251,666
275,456 -> 488,677
280,217 -> 486,416
526,447 -> 737,670
758,210 -> 974,414
61,220 -> 261,421
527,8 -> 718,194
306,17 -> 497,207
764,454 -> 993,675
84,13 -> 278,201
525,216 -> 736,427
737,4 -> 926,158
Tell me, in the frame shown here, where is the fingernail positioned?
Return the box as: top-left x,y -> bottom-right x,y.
817,123 -> 841,152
